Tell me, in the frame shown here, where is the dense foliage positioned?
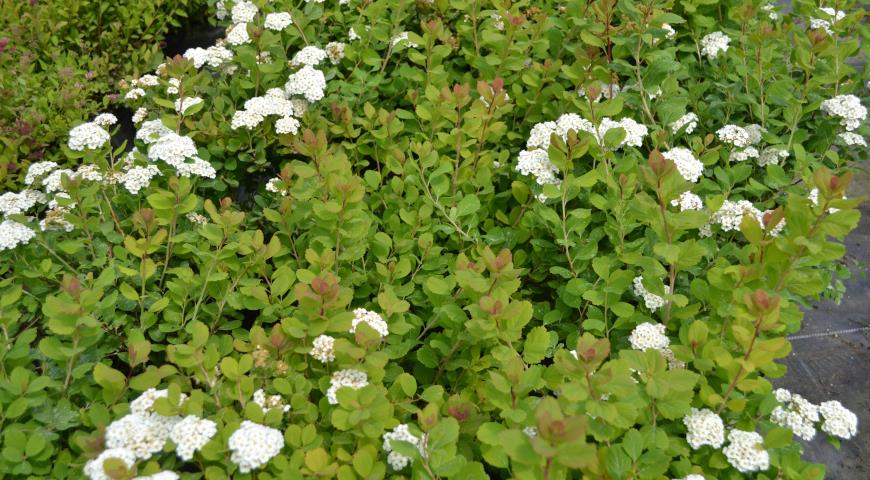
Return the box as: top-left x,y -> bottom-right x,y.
0,0 -> 867,479
0,0 -> 205,188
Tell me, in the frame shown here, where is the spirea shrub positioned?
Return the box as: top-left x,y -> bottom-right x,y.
0,0 -> 867,478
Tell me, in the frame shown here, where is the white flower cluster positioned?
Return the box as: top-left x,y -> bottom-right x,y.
325,41 -> 346,64
0,219 -> 36,251
169,415 -> 217,461
186,212 -> 208,225
771,388 -> 819,441
632,276 -> 669,311
135,472 -> 179,480
326,368 -> 368,404
253,388 -> 290,413
68,119 -> 111,151
350,308 -> 389,337
722,430 -> 769,473
838,132 -> 867,147
227,23 -> 251,46
517,114 -> 648,190
674,475 -> 705,480
265,177 -> 289,195
382,424 -> 425,470
175,97 -> 203,115
145,127 -> 216,179
716,125 -> 750,148
810,7 -> 846,35
662,147 -> 704,183
291,46 -> 328,67
105,412 -> 178,459
522,426 -> 538,437
84,448 -> 137,480
708,199 -> 785,236
670,112 -> 698,135
821,94 -> 866,131
125,88 -> 147,100
757,148 -> 789,167
183,45 -> 233,69
0,190 -> 44,216
85,389 -> 218,479
390,32 -> 419,48
671,191 -> 704,211
121,165 -> 162,195
683,408 -> 725,449
628,322 -> 670,351
819,400 -> 858,439
285,64 -> 327,103
231,88 -> 298,134
762,3 -> 779,21
730,146 -> 759,163
311,334 -> 336,363
227,421 -> 284,473
231,0 -> 258,23
24,161 -> 58,186
264,12 -> 293,31
700,31 -> 730,59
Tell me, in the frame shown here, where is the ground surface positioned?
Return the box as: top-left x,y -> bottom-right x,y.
775,167 -> 870,479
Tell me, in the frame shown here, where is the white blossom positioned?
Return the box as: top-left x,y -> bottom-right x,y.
838,132 -> 867,147
275,116 -> 300,135
757,148 -> 789,167
226,23 -> 251,46
325,41 -> 346,64
382,424 -> 425,470
326,369 -> 368,404
231,1 -> 258,23
132,107 -> 148,124
169,416 -> 217,461
175,97 -> 203,115
253,389 -> 290,413
284,65 -> 327,102
819,400 -> 858,439
93,113 -> 118,127
0,190 -> 44,216
771,389 -> 819,441
516,149 -> 560,188
670,112 -> 699,135
348,27 -> 360,41
291,46 -> 328,67
24,161 -> 58,186
120,165 -> 162,194
83,448 -> 137,480
105,412 -> 178,459
821,95 -> 866,131
231,110 -> 265,130
722,430 -> 769,473
730,147 -> 759,162
716,125 -> 750,148
0,220 -> 35,251
632,278 -> 669,312
350,308 -> 389,337
264,12 -> 293,31
390,32 -> 418,48
265,177 -> 288,196
41,169 -> 75,193
683,408 -> 725,449
228,421 -> 284,473
68,122 -> 110,151
700,31 -> 730,59
671,191 -> 704,211
628,322 -> 670,351
136,120 -> 173,145
125,88 -> 147,100
134,472 -> 180,480
311,335 -> 336,363
183,45 -> 233,69
663,147 -> 703,182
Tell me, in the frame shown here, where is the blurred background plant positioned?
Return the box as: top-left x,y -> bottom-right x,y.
0,0 -> 206,189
